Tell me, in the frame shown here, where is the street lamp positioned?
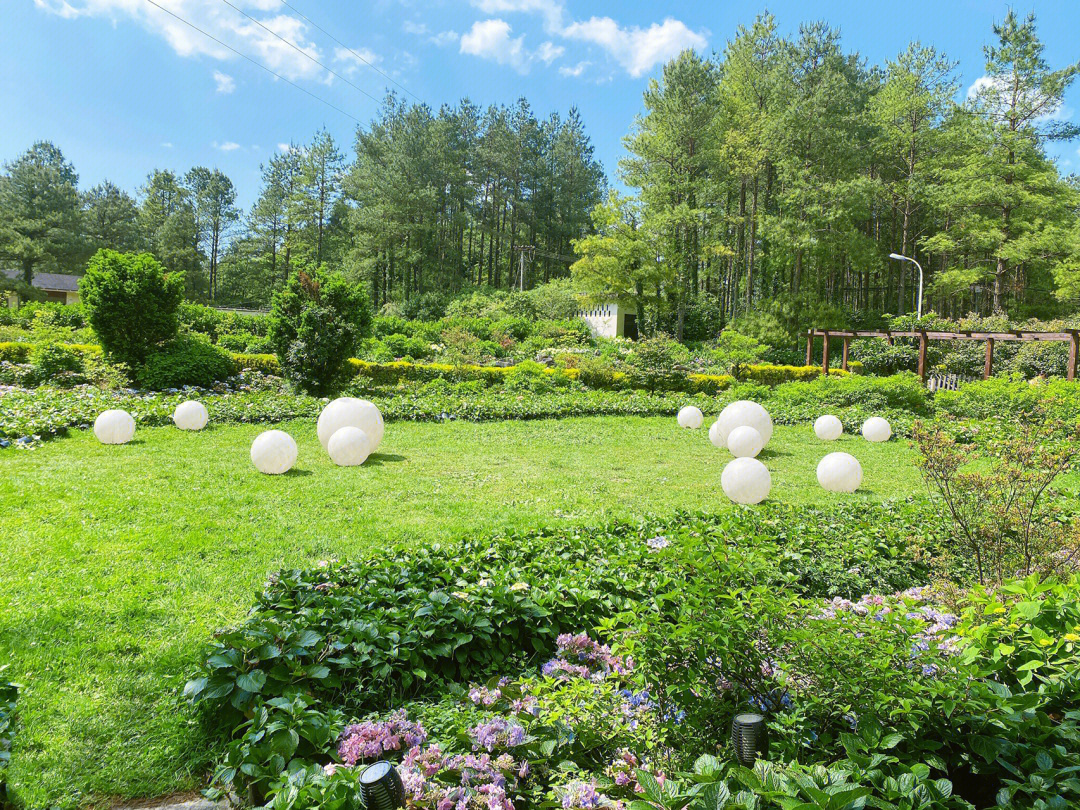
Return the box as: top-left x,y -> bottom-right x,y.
889,253 -> 924,321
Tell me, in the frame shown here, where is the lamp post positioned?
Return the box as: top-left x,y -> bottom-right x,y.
889,253 -> 924,321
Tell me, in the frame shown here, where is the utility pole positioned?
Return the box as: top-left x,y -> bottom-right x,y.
514,245 -> 535,291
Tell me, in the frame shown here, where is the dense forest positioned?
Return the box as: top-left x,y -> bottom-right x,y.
1,10 -> 1078,339
574,10 -> 1080,338
0,99 -> 605,313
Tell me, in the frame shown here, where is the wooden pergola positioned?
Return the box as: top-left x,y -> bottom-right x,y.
805,328 -> 1080,383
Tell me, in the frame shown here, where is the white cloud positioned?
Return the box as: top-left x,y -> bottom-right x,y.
34,0 -> 329,82
471,0 -> 564,33
460,19 -> 529,72
213,70 -> 235,93
161,141 -> 174,148
558,60 -> 588,77
430,30 -> 459,47
333,45 -> 381,76
561,16 -> 707,78
277,142 -> 292,152
464,2 -> 707,78
535,40 -> 563,64
402,20 -> 427,35
213,140 -> 241,151
967,74 -> 1072,123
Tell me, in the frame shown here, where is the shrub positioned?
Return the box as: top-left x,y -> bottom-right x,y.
0,343 -> 30,363
80,250 -> 185,368
913,414 -> 1080,586
232,353 -> 281,376
269,268 -> 371,396
136,334 -> 236,390
30,341 -> 83,382
624,334 -> 691,392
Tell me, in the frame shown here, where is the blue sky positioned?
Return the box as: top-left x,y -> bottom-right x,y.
3,0 -> 1079,210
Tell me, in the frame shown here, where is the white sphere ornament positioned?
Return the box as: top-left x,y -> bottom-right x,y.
814,414 -> 843,442
93,409 -> 135,445
727,425 -> 763,458
250,430 -> 298,475
817,452 -> 863,493
715,400 -> 774,447
677,405 -> 704,429
862,417 -> 892,443
318,397 -> 384,452
327,426 -> 371,467
173,400 -> 208,431
708,420 -> 725,449
720,457 -> 771,505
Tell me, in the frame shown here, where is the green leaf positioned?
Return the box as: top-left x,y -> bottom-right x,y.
236,670 -> 267,694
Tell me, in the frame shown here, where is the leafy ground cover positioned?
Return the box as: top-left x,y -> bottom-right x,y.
0,416 -> 926,807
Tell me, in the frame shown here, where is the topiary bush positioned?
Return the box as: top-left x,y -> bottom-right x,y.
79,250 -> 184,369
269,268 -> 371,396
136,334 -> 236,390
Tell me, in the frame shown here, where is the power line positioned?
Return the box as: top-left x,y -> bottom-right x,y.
141,0 -> 361,124
279,0 -> 424,105
217,0 -> 381,106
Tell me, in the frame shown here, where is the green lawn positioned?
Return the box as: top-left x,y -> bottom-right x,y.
0,415 -> 923,808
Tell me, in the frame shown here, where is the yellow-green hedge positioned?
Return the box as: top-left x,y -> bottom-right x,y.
232,353 -> 281,376
737,363 -> 859,386
0,341 -> 101,363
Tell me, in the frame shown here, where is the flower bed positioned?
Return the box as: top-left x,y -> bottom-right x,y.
183,503 -> 1080,809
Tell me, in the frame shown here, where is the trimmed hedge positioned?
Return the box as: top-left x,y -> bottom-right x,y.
0,342 -> 101,364
0,340 -> 861,394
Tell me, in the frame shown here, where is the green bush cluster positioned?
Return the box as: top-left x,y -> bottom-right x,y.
0,668 -> 14,808
186,504 -> 935,800
135,334 -> 236,390
185,500 -> 1080,809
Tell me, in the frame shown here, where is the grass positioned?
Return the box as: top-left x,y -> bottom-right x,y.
0,415 -> 922,808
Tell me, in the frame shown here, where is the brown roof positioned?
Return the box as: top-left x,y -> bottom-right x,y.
3,269 -> 81,292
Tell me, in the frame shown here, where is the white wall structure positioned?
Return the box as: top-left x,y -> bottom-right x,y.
579,299 -> 638,339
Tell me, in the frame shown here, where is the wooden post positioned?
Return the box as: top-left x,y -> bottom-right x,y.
887,331 -> 894,347
822,331 -> 830,375
917,331 -> 928,384
984,338 -> 994,380
805,330 -> 814,366
841,337 -> 850,372
1069,331 -> 1079,382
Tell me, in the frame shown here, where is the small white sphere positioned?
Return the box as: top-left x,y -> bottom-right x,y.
720,457 -> 771,505
251,430 -> 298,475
708,420 -> 725,449
327,426 -> 371,467
814,414 -> 843,442
173,400 -> 208,431
317,398 -> 384,452
677,405 -> 704,429
715,400 -> 773,447
862,417 -> 892,443
93,409 -> 135,445
817,452 -> 863,493
727,425 -> 763,458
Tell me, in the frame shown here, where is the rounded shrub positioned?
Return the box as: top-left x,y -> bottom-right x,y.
136,334 -> 236,390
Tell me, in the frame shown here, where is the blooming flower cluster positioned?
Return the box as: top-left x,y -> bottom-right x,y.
645,535 -> 670,551
468,685 -> 502,706
470,717 -> 527,752
542,633 -> 631,682
605,749 -> 641,789
559,779 -> 624,809
337,710 -> 428,765
399,744 -> 524,810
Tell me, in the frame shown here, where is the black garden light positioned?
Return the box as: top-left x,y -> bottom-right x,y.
731,713 -> 768,766
359,760 -> 405,809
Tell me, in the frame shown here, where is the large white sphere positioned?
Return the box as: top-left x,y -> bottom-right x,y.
328,426 -> 371,467
677,405 -> 704,429
317,398 -> 384,452
817,452 -> 863,493
862,417 -> 892,443
814,414 -> 843,442
251,430 -> 298,475
173,400 -> 208,431
727,425 -> 763,458
721,457 -> 771,505
93,409 -> 135,445
715,400 -> 773,448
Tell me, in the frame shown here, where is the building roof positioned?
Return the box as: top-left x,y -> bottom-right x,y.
2,269 -> 81,292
